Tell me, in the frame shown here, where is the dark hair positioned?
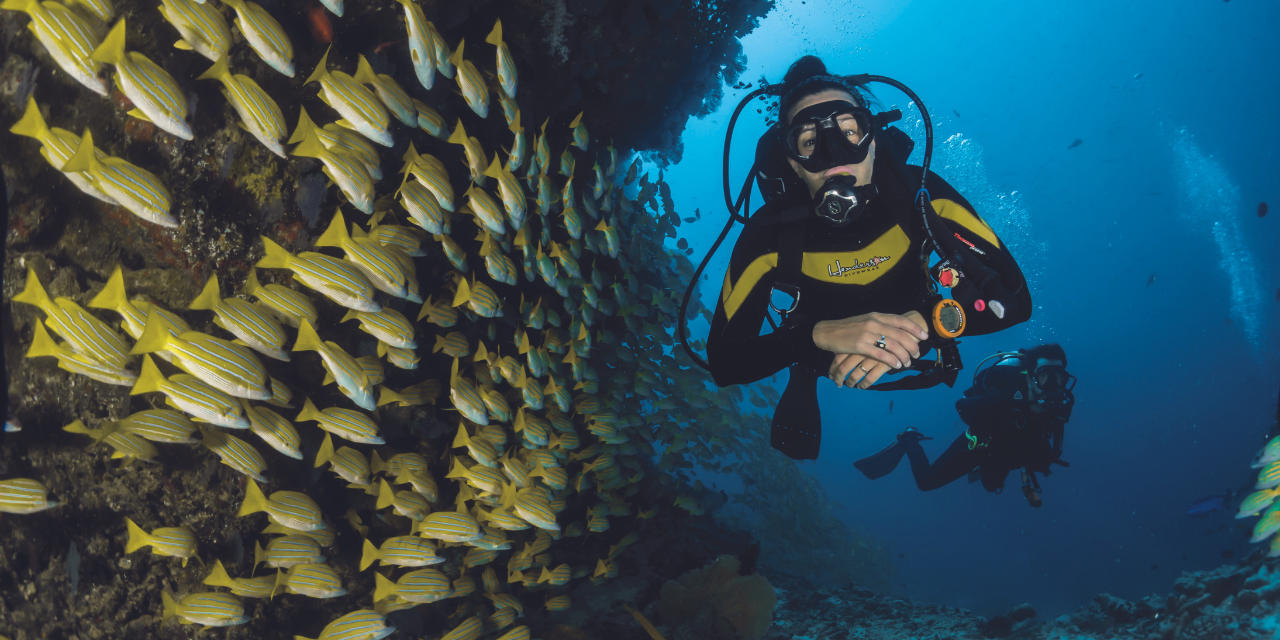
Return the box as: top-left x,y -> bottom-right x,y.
777,55 -> 874,124
1023,343 -> 1067,368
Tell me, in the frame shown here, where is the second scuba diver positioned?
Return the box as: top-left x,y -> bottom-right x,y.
854,344 -> 1076,507
704,56 -> 1033,459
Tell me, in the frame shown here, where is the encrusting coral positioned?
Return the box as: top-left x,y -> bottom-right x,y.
658,555 -> 777,640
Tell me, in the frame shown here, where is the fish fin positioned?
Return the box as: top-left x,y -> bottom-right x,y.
339,309 -> 359,323
124,517 -> 151,553
187,274 -> 222,311
452,422 -> 470,447
446,457 -> 467,479
373,571 -> 396,602
333,119 -> 355,130
289,126 -> 326,160
25,321 -> 62,359
375,478 -> 395,509
359,538 -> 380,571
538,566 -> 552,583
126,108 -> 153,123
90,18 -> 128,66
376,386 -> 401,407
293,320 -> 322,353
202,559 -> 234,588
253,541 -> 265,573
88,266 -> 127,310
484,19 -> 502,46
321,370 -> 335,386
244,268 -> 262,295
369,450 -> 386,475
303,44 -> 332,86
255,237 -> 293,269
173,39 -> 193,51
353,54 -> 378,85
295,397 -> 320,422
446,119 -> 467,145
129,310 -> 171,355
271,566 -> 287,599
161,591 -> 180,622
287,106 -> 315,145
314,432 -> 334,468
130,355 -> 166,395
59,129 -> 97,174
196,56 -> 229,82
482,153 -> 503,180
376,339 -> 390,356
569,112 -> 583,129
8,96 -> 49,143
61,418 -> 92,436
447,38 -> 465,67
314,209 -> 349,248
451,277 -> 472,307
237,478 -> 268,516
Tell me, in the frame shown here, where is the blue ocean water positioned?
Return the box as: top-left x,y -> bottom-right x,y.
665,0 -> 1280,617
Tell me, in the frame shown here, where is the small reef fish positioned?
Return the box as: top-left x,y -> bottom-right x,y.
294,610 -> 395,640
545,595 -> 571,611
125,518 -> 197,565
483,155 -> 527,230
290,116 -> 375,214
391,0 -> 434,89
0,0 -> 109,95
9,97 -> 116,205
376,479 -> 429,520
245,268 -> 318,329
161,591 -> 250,627
296,397 -> 384,445
243,401 -> 302,459
342,308 -> 415,349
196,57 -> 287,157
130,356 -> 250,428
239,479 -> 326,531
13,266 -> 133,369
1254,435 -> 1280,469
1237,487 -> 1280,519
199,425 -> 268,480
273,563 -> 347,599
485,19 -> 516,98
266,377 -> 294,408
354,54 -> 417,128
131,314 -> 270,401
27,321 -> 136,387
255,535 -> 325,568
100,409 -> 197,444
61,130 -> 175,227
507,111 -> 527,171
417,295 -> 459,327
0,478 -> 60,514
304,46 -> 393,147
221,0 -> 294,76
570,112 -> 588,151
360,536 -> 441,569
377,380 -> 439,407
203,559 -> 277,598
315,432 -> 371,485
188,273 -> 289,361
448,39 -> 488,118
401,143 -> 455,211
317,210 -> 421,303
257,237 -> 380,312
465,185 -> 505,234
63,419 -> 158,461
157,0 -> 230,62
417,509 -> 480,543
90,19 -> 192,140
89,266 -> 192,346
447,120 -> 488,185
373,569 -> 452,603
452,275 -> 503,318
413,99 -> 447,138
424,21 -> 454,79
294,321 -> 376,410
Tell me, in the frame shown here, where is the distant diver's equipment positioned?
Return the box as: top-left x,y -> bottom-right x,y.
1021,470 -> 1043,508
813,175 -> 878,226
932,299 -> 965,339
770,364 -> 821,460
971,351 -> 1076,410
853,427 -> 931,480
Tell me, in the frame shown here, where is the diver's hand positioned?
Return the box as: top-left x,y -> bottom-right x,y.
821,311 -> 930,389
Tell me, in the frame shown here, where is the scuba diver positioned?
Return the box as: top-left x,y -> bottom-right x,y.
854,344 -> 1075,508
695,56 -> 1032,460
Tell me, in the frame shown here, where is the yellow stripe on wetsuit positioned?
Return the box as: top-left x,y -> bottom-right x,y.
933,198 -> 1000,249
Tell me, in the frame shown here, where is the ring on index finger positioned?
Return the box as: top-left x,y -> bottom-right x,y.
875,335 -> 887,350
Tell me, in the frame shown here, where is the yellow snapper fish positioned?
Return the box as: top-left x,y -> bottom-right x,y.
157,0 -> 229,62
188,273 -> 289,361
290,118 -> 374,214
255,536 -> 324,569
131,356 -> 251,429
66,0 -> 114,24
376,479 -> 430,521
317,210 -> 420,303
448,38 -> 488,118
161,591 -> 249,627
417,295 -> 459,327
482,154 -> 527,230
465,185 -> 505,234
130,311 -> 270,400
354,54 -> 417,128
273,563 -> 347,599
373,569 -> 451,604
90,19 -> 192,139
413,98 -> 447,138
88,265 -> 191,348
125,518 -> 197,565
100,409 -> 197,444
296,397 -> 384,444
257,237 -> 380,312
26,321 -> 136,386
423,20 -> 454,78
315,432 -> 370,485
535,119 -> 551,174
559,146 -> 576,178
294,610 -> 396,640
13,266 -> 132,369
199,425 -> 268,480
391,0 -> 434,89
62,418 -> 158,461
377,341 -> 419,370
291,106 -> 382,181
452,274 -> 503,318
479,231 -> 518,286
294,321 -> 376,410
360,536 -> 441,570
506,110 -> 527,171
0,478 -> 60,514
569,111 -> 589,151
239,479 -> 326,531
304,46 -> 392,147
245,268 -> 318,328
0,0 -> 108,95
493,79 -> 518,126
447,120 -> 488,185
484,19 -> 516,98
535,171 -> 555,217
417,509 -> 481,543
342,308 -> 415,349
220,0 -> 293,76
203,559 -> 277,599
377,380 -> 440,407
196,56 -> 286,157
59,130 -> 174,227
401,142 -> 455,211
9,97 -> 114,205
243,400 -> 303,459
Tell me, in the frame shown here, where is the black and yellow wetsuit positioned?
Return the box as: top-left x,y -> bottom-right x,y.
706,160 -> 1032,387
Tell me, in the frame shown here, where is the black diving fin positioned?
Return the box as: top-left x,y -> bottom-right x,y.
853,428 -> 931,480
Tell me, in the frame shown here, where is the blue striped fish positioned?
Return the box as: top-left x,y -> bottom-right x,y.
88,266 -> 191,344
363,217 -> 426,254
447,120 -> 488,184
342,308 -> 415,349
59,129 -> 175,227
596,218 -> 620,258
255,535 -> 324,568
158,0 -> 229,62
65,0 -> 112,23
257,237 -> 379,312
354,54 -> 417,127
241,482 -> 327,529
402,142 -> 456,210
197,56 -> 286,157
453,423 -> 498,467
26,321 -> 136,387
2,0 -> 109,95
424,20 -> 454,78
161,591 -> 249,627
493,626 -> 529,640
203,559 -> 276,598
376,478 -> 428,521
199,426 -> 267,480
483,155 -> 527,230
418,510 -> 481,542
295,610 -> 395,640
392,0 -> 434,89
296,398 -> 384,445
244,268 -> 318,329
294,321 -> 376,411
274,563 -> 346,599
62,419 -> 159,461
536,172 -> 555,217
131,356 -> 250,429
221,0 -> 293,76
465,185 -> 505,234
397,177 -> 448,237
494,80 -> 517,125
464,547 -> 498,567
304,46 -> 392,147
289,118 -> 375,214
453,276 -> 503,318
242,401 -> 302,459
376,341 -> 419,370
448,39 -> 488,118
449,359 -> 489,425
126,518 -> 197,565
316,210 -> 420,303
9,97 -> 114,204
0,478 -> 60,514
434,332 -> 469,358
436,233 -> 469,272
475,506 -> 527,531
569,112 -> 589,151
535,119 -> 551,174
511,489 -> 559,532
263,522 -> 334,547
507,111 -> 527,171
103,409 -> 196,444
266,377 -> 294,408
130,313 -> 270,401
544,596 -> 571,611
447,458 -> 504,494
188,273 -> 289,360
412,98 -> 447,138
90,19 -> 192,139
485,19 -> 517,98
290,108 -> 383,180
373,569 -> 451,603
488,607 -> 518,630
480,387 -> 511,423
417,295 -> 458,327
13,267 -> 131,370
360,536 -> 441,570
315,433 -> 370,485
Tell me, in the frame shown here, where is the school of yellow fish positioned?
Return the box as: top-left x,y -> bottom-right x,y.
1,0 -> 771,637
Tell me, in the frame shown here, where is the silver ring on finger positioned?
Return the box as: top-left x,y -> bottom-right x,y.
859,365 -> 871,372
875,335 -> 887,349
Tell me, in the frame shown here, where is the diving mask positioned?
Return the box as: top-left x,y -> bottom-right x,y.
782,100 -> 874,173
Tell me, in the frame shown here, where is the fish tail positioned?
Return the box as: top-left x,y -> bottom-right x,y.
375,340 -> 389,357
484,19 -> 502,46
375,478 -> 395,509
482,153 -> 503,180
195,56 -> 230,83
570,112 -> 583,129
129,310 -> 172,355
12,267 -> 53,311
130,355 -> 166,396
293,320 -> 322,353
87,266 -> 128,311
448,38 -> 465,67
245,268 -> 263,295
256,237 -> 293,270
253,541 -> 265,573
446,120 -> 467,145
90,18 -> 129,66
8,96 -> 50,143
375,385 -> 401,407
271,566 -> 287,599
339,309 -> 359,324
295,397 -> 320,422
451,277 -> 472,307
452,422 -> 471,447
202,559 -> 235,588
61,419 -> 93,437
124,517 -> 152,553
314,209 -> 350,249
353,54 -> 378,86
359,538 -> 380,570
302,45 -> 332,86
161,591 -> 180,622
26,321 -> 62,359
373,571 -> 396,602
445,457 -> 467,479
187,274 -> 222,311
369,450 -> 386,475
289,124 -> 326,160
220,0 -> 245,10
538,566 -> 552,583
509,110 -> 522,134
314,432 -> 334,468
59,129 -> 98,174
287,106 -> 316,146
237,478 -> 268,516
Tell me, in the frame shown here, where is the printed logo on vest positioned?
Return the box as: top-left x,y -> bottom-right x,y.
826,256 -> 890,278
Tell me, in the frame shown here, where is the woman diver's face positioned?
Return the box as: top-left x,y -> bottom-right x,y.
785,89 -> 876,198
